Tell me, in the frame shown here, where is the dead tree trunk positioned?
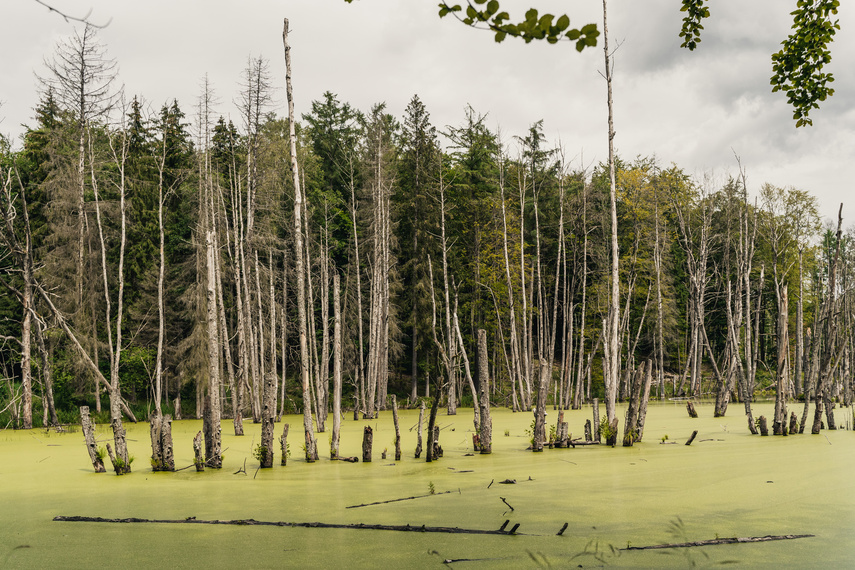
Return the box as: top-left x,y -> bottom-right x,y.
426,395 -> 439,462
149,412 -> 174,472
362,425 -> 373,463
283,18 -> 317,462
80,406 -> 105,473
391,395 -> 401,461
280,423 -> 290,466
331,272 -> 342,459
193,431 -> 205,471
533,360 -> 549,452
635,360 -> 654,442
415,401 -> 425,458
477,329 -> 492,454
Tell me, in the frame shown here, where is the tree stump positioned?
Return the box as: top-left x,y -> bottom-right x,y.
149,412 -> 175,472
80,406 -> 105,473
584,419 -> 592,442
472,433 -> 481,451
433,426 -> 443,458
279,423 -> 290,466
362,425 -> 373,463
811,401 -> 823,434
685,430 -> 698,446
592,398 -> 601,442
758,415 -> 769,436
686,401 -> 698,418
193,431 -> 205,471
788,412 -> 798,435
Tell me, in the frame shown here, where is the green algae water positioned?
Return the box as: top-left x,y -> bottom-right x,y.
2,401 -> 854,568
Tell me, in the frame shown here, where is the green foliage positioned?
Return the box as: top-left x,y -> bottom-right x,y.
253,444 -> 270,464
428,481 -> 436,495
770,0 -> 840,127
599,416 -> 616,444
679,0 -> 710,51
437,2 -> 599,49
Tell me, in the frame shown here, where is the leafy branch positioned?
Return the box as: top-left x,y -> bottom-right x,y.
437,1 -> 599,50
770,0 -> 840,127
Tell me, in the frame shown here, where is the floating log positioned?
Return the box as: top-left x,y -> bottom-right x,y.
622,533 -> 814,551
53,515 -> 522,536
336,456 -> 359,463
685,430 -> 698,446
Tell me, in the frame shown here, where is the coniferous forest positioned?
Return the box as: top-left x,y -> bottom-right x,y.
2,22 -> 853,460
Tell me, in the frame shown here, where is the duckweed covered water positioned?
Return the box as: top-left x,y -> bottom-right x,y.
1,401 -> 853,568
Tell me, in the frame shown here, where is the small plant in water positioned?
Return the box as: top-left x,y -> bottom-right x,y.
599,416 -> 617,445
504,429 -> 510,437
661,434 -> 669,442
95,446 -> 106,462
428,481 -> 436,495
252,444 -> 269,463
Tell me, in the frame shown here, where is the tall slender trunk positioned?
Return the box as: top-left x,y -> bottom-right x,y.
283,18 -> 317,461
603,0 -> 620,424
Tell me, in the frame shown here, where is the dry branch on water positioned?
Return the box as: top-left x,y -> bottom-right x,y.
346,490 -> 454,509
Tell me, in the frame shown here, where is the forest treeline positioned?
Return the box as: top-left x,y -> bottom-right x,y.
0,25 -> 851,445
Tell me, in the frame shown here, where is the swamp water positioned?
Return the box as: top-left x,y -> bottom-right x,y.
1,401 -> 854,568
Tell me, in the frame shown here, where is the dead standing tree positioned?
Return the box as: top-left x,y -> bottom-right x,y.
283,18 -> 318,462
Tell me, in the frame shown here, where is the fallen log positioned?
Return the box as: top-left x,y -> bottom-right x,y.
622,534 -> 814,551
53,515 -> 523,536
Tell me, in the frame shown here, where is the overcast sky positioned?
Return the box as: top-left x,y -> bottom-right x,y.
2,0 -> 852,223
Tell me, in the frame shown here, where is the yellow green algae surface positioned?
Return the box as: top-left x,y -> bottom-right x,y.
1,401 -> 853,568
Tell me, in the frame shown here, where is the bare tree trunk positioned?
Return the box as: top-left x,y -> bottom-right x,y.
532,360 -> 549,452
415,401 -> 425,458
80,406 -> 105,472
498,155 -> 524,411
283,19 -> 317,462
331,272 -> 342,459
602,0 -> 620,425
477,329 -> 492,454
774,284 -> 789,435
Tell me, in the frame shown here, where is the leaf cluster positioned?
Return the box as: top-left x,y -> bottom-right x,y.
770,0 -> 840,127
678,0 -> 710,51
438,1 -> 599,50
